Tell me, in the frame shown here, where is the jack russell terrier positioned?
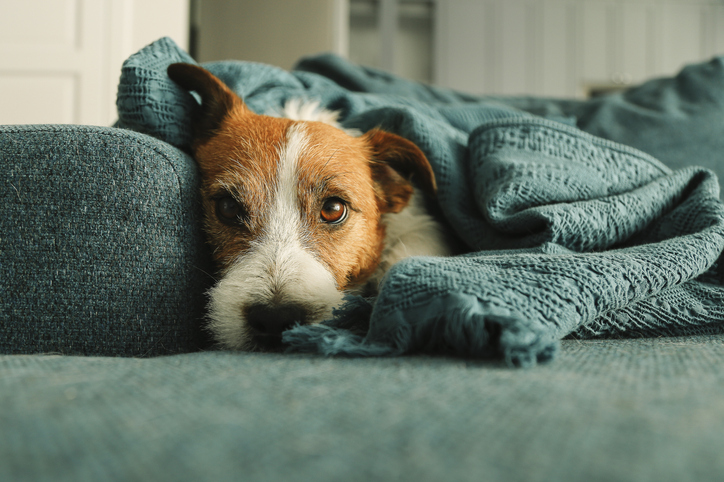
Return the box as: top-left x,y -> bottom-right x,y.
167,63 -> 454,351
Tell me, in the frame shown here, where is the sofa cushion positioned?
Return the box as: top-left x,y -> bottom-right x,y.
3,336 -> 724,480
0,125 -> 213,356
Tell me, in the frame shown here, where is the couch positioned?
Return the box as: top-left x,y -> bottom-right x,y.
3,38 -> 724,480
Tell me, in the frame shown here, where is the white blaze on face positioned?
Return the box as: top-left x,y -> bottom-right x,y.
206,124 -> 345,350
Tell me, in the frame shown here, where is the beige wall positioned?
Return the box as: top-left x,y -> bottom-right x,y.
194,0 -> 347,69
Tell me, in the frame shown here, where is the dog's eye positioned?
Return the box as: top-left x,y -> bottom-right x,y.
320,198 -> 347,224
215,196 -> 244,224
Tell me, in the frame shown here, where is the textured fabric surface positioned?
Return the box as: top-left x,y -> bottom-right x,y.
116,38 -> 724,365
486,56 -> 724,183
1,125 -> 213,356
3,336 -> 724,481
286,121 -> 724,365
116,37 -> 198,148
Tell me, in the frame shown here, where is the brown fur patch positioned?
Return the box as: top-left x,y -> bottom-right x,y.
171,63 -> 435,292
194,110 -> 423,291
293,121 -> 386,289
193,107 -> 289,272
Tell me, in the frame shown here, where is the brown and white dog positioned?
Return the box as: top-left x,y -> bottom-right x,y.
167,63 -> 454,351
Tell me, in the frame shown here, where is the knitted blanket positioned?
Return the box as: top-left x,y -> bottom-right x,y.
117,38 -> 724,366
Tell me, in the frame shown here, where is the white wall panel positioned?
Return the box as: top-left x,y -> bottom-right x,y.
619,3 -> 648,85
718,6 -> 724,54
717,6 -> 724,54
703,5 -> 724,59
435,0 -> 489,94
435,0 -> 724,98
579,2 -> 614,89
538,3 -> 572,97
659,4 -> 703,76
498,2 -> 529,95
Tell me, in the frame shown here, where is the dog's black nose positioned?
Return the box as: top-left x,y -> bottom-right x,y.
246,303 -> 306,339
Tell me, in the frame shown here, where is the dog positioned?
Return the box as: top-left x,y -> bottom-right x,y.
167,63 -> 455,351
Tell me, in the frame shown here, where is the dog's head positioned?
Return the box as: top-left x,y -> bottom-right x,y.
167,63 -> 435,350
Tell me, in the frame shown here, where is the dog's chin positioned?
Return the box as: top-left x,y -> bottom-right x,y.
208,307 -> 334,351
248,334 -> 288,353
208,304 -> 335,352
213,327 -> 288,353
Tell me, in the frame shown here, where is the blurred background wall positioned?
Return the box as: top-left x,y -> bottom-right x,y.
191,0 -> 349,72
194,0 -> 724,98
2,0 -> 723,125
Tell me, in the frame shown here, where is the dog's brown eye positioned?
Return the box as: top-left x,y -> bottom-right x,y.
320,198 -> 347,224
215,196 -> 244,224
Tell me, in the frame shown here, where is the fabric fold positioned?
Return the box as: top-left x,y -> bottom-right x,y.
116,38 -> 724,365
286,120 -> 724,365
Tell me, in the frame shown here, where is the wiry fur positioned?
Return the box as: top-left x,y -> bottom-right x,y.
206,124 -> 345,350
368,188 -> 454,290
276,98 -> 361,137
166,63 -> 455,351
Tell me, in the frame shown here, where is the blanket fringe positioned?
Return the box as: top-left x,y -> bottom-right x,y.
283,295 -> 559,367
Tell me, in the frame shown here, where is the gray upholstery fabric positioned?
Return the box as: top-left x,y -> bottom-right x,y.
3,336 -> 724,481
1,125 -> 213,356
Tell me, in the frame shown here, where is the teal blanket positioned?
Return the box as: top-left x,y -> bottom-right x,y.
117,38 -> 724,366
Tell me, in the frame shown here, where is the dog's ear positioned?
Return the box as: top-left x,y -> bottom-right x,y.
364,128 -> 437,214
167,63 -> 248,145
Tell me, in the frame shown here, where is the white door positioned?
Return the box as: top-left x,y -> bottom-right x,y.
0,0 -> 189,126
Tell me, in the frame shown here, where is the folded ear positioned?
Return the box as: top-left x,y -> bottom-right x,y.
364,128 -> 437,214
167,63 -> 248,145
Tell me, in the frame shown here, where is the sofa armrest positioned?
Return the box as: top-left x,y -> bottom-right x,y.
1,125 -> 213,356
